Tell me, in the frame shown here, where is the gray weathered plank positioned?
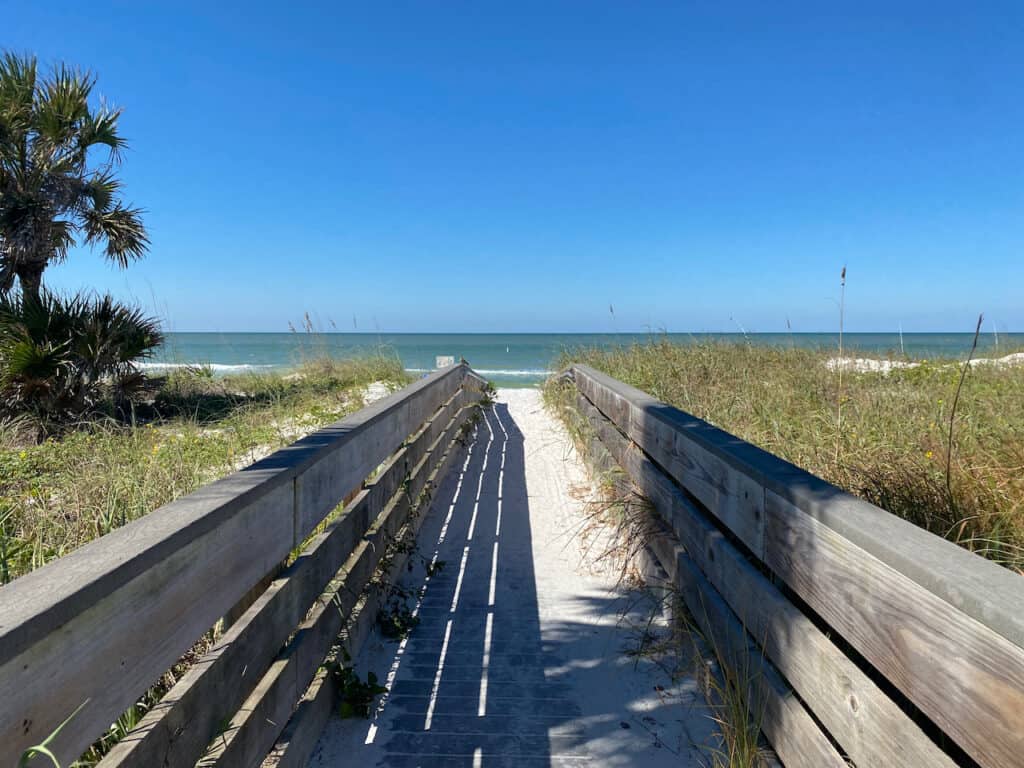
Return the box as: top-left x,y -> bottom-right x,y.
573,364 -> 1024,768
572,363 -> 1024,649
99,386 -> 472,768
766,490 -> 1024,768
259,401 -> 478,768
260,670 -> 334,768
292,368 -> 465,544
569,390 -> 841,764
99,488 -> 370,768
200,398 -> 480,766
574,366 -> 766,555
574,391 -> 957,767
0,479 -> 293,768
0,364 -> 467,766
674,549 -> 847,768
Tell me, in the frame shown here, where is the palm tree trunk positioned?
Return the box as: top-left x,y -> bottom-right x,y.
15,263 -> 44,303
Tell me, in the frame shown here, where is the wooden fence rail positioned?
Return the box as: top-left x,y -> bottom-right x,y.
0,363 -> 485,767
569,364 -> 1024,768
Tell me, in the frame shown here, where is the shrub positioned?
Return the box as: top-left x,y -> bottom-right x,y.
0,291 -> 163,432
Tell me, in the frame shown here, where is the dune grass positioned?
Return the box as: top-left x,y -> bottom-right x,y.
551,339 -> 1024,572
0,355 -> 410,584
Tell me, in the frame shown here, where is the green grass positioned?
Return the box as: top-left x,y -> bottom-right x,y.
549,339 -> 1024,572
0,354 -> 411,584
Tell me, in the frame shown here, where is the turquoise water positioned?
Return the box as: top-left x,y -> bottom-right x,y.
149,333 -> 1023,388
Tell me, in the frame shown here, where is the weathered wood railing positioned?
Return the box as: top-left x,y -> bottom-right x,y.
567,364 -> 1024,768
0,363 -> 487,768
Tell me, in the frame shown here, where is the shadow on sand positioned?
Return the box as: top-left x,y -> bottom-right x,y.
310,401 -> 713,767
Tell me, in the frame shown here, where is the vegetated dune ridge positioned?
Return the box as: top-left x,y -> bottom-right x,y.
827,351 -> 1024,373
0,357 -> 410,585
552,340 -> 1024,574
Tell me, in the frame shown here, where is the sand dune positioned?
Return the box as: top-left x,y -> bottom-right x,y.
827,351 -> 1024,374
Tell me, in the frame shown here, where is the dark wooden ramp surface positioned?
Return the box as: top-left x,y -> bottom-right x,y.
309,390 -> 714,767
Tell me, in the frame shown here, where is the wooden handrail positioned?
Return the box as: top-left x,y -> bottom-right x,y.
0,363 -> 471,765
571,363 -> 1024,768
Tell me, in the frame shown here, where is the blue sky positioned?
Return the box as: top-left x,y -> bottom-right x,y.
6,2 -> 1022,332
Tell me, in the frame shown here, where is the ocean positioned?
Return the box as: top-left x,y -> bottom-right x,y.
148,332 -> 1023,388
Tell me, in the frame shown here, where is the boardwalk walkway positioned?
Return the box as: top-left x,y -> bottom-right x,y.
310,389 -> 713,767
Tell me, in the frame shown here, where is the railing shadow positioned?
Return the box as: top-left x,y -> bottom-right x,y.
310,400 -> 710,766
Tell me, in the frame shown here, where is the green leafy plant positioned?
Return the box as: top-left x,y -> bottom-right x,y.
18,699 -> 88,767
478,380 -> 497,408
0,290 -> 163,431
327,651 -> 387,719
0,52 -> 148,301
377,599 -> 420,640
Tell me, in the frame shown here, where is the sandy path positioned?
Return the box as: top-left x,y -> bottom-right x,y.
309,388 -> 713,766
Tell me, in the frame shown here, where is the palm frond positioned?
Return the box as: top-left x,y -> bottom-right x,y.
0,51 -> 148,297
82,204 -> 149,266
78,103 -> 125,159
82,169 -> 121,212
48,218 -> 74,263
0,53 -> 36,173
0,52 -> 36,125
0,255 -> 16,294
34,63 -> 94,148
0,290 -> 163,428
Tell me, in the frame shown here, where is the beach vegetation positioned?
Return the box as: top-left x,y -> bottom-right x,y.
0,49 -> 163,442
0,354 -> 409,584
548,339 -> 1024,572
0,290 -> 163,435
326,649 -> 387,719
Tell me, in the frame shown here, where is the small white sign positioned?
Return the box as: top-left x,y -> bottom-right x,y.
435,355 -> 455,369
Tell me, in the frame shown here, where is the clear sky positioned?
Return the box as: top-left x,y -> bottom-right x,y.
6,2 -> 1022,333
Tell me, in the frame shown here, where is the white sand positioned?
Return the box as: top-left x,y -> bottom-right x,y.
309,388 -> 714,766
361,380 -> 394,404
825,357 -> 920,373
826,351 -> 1024,374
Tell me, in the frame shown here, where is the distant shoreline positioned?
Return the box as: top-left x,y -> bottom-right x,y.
140,333 -> 1024,391
161,330 -> 1022,336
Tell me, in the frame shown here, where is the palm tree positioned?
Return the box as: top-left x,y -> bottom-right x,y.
0,52 -> 148,302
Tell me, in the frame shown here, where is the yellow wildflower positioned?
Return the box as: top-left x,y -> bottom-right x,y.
925,450 -> 933,459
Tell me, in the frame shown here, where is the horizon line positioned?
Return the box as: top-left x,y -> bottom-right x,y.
160,329 -> 1023,335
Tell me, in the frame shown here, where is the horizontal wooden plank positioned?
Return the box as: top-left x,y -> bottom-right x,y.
572,363 -> 1024,649
573,364 -> 1024,768
674,549 -> 847,768
99,488 -> 369,768
569,392 -> 841,765
766,490 -> 1024,768
292,367 -> 466,545
0,364 -> 468,766
98,386 -> 472,768
258,399 -> 477,765
260,669 -> 334,768
574,366 -> 767,556
260,401 -> 478,768
0,480 -> 294,768
574,392 -> 957,767
201,398 -> 480,767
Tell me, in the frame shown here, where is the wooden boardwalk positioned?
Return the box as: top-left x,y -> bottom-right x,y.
310,390 -> 713,766
3,362 -> 1023,768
